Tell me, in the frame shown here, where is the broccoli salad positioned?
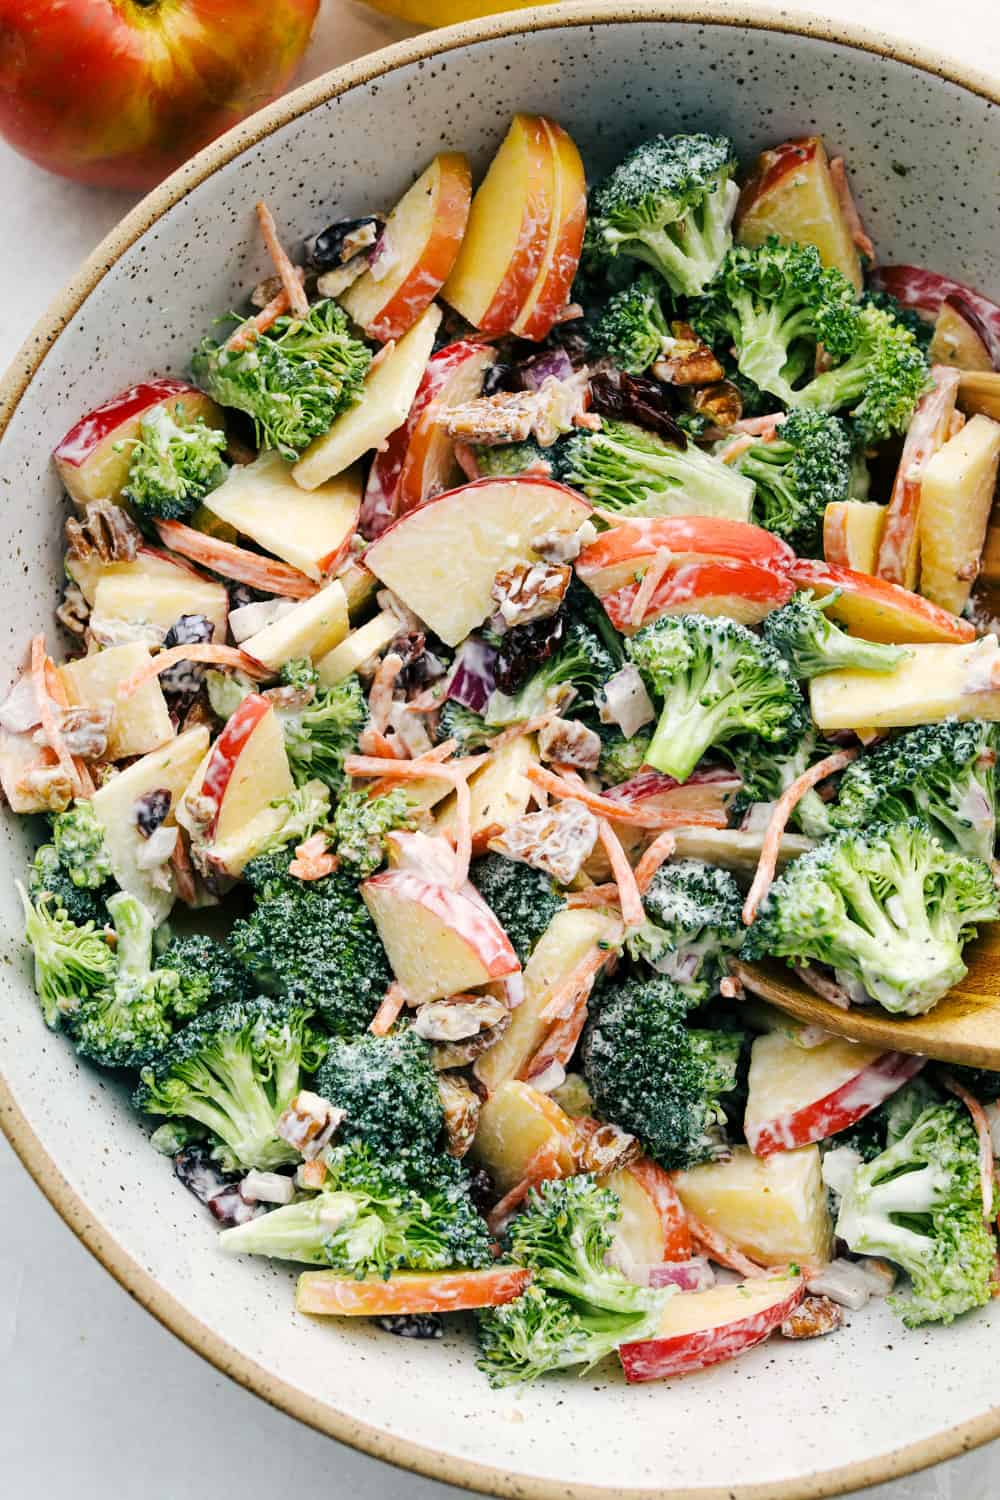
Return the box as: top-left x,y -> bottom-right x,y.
8,117 -> 1000,1386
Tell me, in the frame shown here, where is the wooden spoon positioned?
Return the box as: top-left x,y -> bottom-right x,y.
734,924 -> 1000,1068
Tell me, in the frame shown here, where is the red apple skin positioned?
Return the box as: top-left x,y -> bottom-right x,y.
603,558 -> 794,633
871,266 -> 1000,366
513,118 -> 588,341
199,693 -> 272,838
747,1052 -> 926,1158
625,1156 -> 692,1261
0,0 -> 319,190
478,115 -> 553,335
577,517 -> 794,597
362,868 -> 520,980
618,1279 -> 804,1383
397,344 -> 497,513
790,557 -> 975,645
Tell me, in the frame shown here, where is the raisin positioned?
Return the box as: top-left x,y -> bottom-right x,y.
375,1314 -> 443,1339
161,613 -> 215,696
304,216 -> 382,271
133,787 -> 171,838
589,370 -> 688,447
494,614 -> 565,695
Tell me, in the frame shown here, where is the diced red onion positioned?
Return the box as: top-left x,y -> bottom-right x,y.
649,1257 -> 716,1291
519,347 -> 575,390
446,635 -> 498,713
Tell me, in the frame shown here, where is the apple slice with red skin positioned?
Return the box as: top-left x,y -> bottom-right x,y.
618,1273 -> 804,1383
296,1265 -> 531,1317
930,297 -> 997,372
790,557 -> 974,644
576,517 -> 794,598
512,118 -> 588,340
364,476 -> 591,646
195,695 -> 293,844
735,137 -> 863,291
744,1031 -> 925,1158
396,342 -> 497,515
870,266 -> 1000,368
603,1154 -> 692,1265
602,558 -> 795,633
54,379 -> 224,506
340,153 -> 472,343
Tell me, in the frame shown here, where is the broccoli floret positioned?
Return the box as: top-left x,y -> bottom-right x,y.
727,710 -> 835,838
792,302 -> 931,442
862,290 -> 934,352
625,613 -> 801,781
279,656 -> 321,693
280,673 -> 367,794
830,719 -> 998,863
836,1100 -> 997,1326
192,299 -> 371,460
583,975 -> 742,1169
133,996 -> 327,1170
473,439 -> 556,479
253,781 -> 334,861
231,867 -> 391,1036
741,819 -> 999,1016
154,933 -> 255,1012
560,419 -> 753,521
588,134 -> 739,297
51,801 -> 112,890
732,409 -> 852,555
220,1139 -> 491,1275
29,843 -> 109,927
17,881 -> 116,1029
627,859 -> 743,1001
333,787 -> 417,877
315,1029 -> 443,1155
478,1174 -> 669,1385
592,273 -> 672,373
692,239 -> 860,406
468,852 -> 565,965
436,700 -> 493,752
121,404 -> 227,521
598,729 -> 652,785
763,591 -> 910,678
837,1074 -> 944,1162
485,619 -> 618,727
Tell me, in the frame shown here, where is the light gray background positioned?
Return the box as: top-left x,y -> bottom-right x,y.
0,2 -> 997,1496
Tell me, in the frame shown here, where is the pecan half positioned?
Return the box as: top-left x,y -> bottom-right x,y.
490,800 -> 600,885
653,322 -> 725,387
780,1295 -> 844,1340
491,561 -> 571,631
575,1120 -> 640,1176
537,716 -> 602,771
430,1015 -> 511,1070
56,704 -> 112,760
56,583 -> 90,637
15,762 -> 73,812
65,499 -> 141,562
687,380 -> 744,430
437,1072 -> 481,1158
276,1090 -> 345,1160
414,993 -> 508,1043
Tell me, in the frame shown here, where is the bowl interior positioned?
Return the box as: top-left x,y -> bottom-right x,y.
2,13 -> 999,1499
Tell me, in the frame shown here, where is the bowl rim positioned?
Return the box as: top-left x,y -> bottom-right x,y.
2,3 -> 998,1495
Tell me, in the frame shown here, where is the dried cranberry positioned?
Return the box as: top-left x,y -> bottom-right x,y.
589,370 -> 687,447
133,787 -> 171,837
467,1164 -> 497,1215
173,1146 -> 238,1206
482,362 -> 521,397
161,613 -> 215,695
227,582 -> 257,612
304,215 -> 383,271
207,1186 -> 267,1228
494,614 -> 565,696
375,1314 -> 444,1339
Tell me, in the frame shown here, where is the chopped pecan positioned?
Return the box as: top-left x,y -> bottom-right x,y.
780,1295 -> 844,1340
491,561 -> 571,631
537,716 -> 602,771
250,273 -> 284,308
15,761 -> 73,812
437,1072 -> 481,1158
64,499 -> 141,562
575,1120 -> 640,1176
687,380 -> 744,430
442,371 -> 591,448
532,519 -> 598,566
276,1090 -> 345,1159
653,322 -> 725,387
56,704 -> 112,760
490,800 -> 600,885
263,683 -> 315,712
56,583 -> 90,637
415,993 -> 509,1043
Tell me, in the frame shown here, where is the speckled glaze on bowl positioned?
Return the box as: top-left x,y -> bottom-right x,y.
1,5 -> 999,1496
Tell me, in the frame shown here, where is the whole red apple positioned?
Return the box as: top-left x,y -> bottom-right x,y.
0,0 -> 320,190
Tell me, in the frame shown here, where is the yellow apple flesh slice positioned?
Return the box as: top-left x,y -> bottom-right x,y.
918,414 -> 1000,615
341,152 -> 472,342
809,637 -> 1000,731
929,300 -> 995,371
435,730 -> 539,852
736,136 -> 863,291
60,642 -> 173,760
362,868 -> 519,1006
823,500 -> 887,574
91,570 -> 229,643
512,118 -> 587,340
67,545 -> 213,606
239,579 -> 349,671
292,304 -> 441,490
89,726 -> 210,922
674,1145 -> 833,1268
315,610 -> 399,687
296,1265 -> 531,1318
202,450 -> 360,580
668,826 -> 815,880
471,1079 -> 579,1193
618,1273 -> 804,1382
364,476 -> 591,646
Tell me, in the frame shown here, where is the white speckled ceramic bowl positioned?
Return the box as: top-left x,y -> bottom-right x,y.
2,5 -> 999,1496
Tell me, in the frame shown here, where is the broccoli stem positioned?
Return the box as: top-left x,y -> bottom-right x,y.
646,695 -> 731,781
191,1038 -> 298,1170
221,1191 -> 361,1264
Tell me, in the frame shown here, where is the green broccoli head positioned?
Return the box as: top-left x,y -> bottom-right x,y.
733,409 -> 852,555
192,299 -> 371,460
154,932 -> 255,1014
692,238 -> 860,406
627,859 -> 744,1000
220,1139 -> 491,1276
792,301 -> 931,442
17,881 -> 116,1030
836,1099 -> 997,1326
583,975 -> 742,1169
478,1282 -> 632,1386
437,700 -> 494,753
625,612 -> 801,781
121,404 -> 227,521
592,272 -> 672,373
598,729 -> 652,785
588,133 -> 739,297
861,290 -> 934,351
253,781 -> 333,861
559,419 -> 753,522
51,801 -> 112,890
830,719 -> 998,863
133,995 -> 327,1170
726,708 -> 835,839
485,619 -> 619,727
333,787 -> 417,877
29,842 -> 109,928
763,590 -> 911,678
315,1029 -> 443,1155
231,866 -> 391,1035
742,819 -> 999,1016
280,657 -> 321,692
468,852 -> 565,965
280,673 -> 368,794
473,438 -> 556,479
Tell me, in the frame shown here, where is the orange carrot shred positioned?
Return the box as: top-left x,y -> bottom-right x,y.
344,751 -> 474,888
742,748 -> 860,926
30,636 -> 84,799
526,764 -> 724,831
44,658 -> 94,796
117,644 -> 272,700
225,275 -> 303,353
155,520 -> 318,598
539,937 -> 622,1024
256,200 -> 309,319
521,996 -> 590,1084
598,818 -> 644,929
288,832 -> 337,881
369,982 -> 408,1037
634,831 -> 677,893
486,1142 -> 565,1237
686,1213 -> 769,1278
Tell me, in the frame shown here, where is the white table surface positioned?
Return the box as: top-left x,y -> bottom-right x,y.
1,2 -> 999,1495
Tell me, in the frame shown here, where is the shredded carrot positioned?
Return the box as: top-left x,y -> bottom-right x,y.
634,831 -> 677,893
43,657 -> 95,796
486,713 -> 557,751
365,738 -> 463,794
629,547 -> 673,629
742,748 -> 860,925
717,432 -> 757,465
368,652 -> 404,734
118,644 -> 272,700
598,819 -> 644,928
369,982 -> 408,1037
486,1141 -> 565,1237
225,276 -> 303,353
298,1157 -> 328,1190
566,884 -> 620,909
539,935 -> 623,1023
942,1073 -> 997,1223
522,997 -> 590,1084
343,752 -> 474,887
526,764 -> 725,831
686,1213 -> 769,1278
155,520 -> 318,598
30,636 -> 84,799
358,726 -> 401,760
288,832 -> 337,881
732,413 -> 787,438
256,200 -> 309,319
